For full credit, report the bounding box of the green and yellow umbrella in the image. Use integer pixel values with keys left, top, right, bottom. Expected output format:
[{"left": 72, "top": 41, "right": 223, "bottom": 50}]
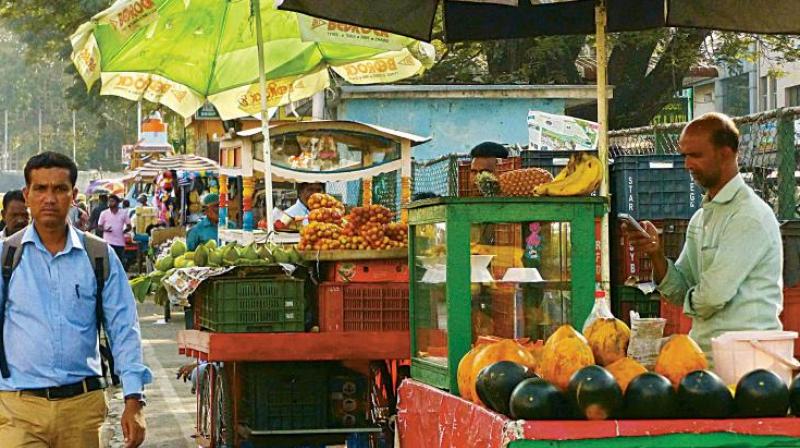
[
  {"left": 70, "top": 0, "right": 435, "bottom": 119},
  {"left": 71, "top": 0, "right": 434, "bottom": 233}
]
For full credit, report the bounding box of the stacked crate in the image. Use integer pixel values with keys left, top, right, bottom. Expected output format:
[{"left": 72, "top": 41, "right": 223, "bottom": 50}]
[{"left": 610, "top": 154, "right": 700, "bottom": 327}]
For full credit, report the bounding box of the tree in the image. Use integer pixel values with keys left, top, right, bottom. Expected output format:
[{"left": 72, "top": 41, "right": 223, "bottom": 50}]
[{"left": 416, "top": 15, "right": 800, "bottom": 128}]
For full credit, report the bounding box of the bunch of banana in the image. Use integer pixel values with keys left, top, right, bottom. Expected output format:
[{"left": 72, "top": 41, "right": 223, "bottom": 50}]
[{"left": 533, "top": 152, "right": 603, "bottom": 196}]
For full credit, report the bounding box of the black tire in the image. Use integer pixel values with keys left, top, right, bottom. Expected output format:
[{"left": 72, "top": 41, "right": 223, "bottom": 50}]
[{"left": 213, "top": 364, "right": 234, "bottom": 448}]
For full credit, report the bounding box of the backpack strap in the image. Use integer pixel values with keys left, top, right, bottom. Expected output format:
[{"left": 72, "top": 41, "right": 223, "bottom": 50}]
[
  {"left": 0, "top": 229, "right": 28, "bottom": 379},
  {"left": 82, "top": 231, "right": 115, "bottom": 384}
]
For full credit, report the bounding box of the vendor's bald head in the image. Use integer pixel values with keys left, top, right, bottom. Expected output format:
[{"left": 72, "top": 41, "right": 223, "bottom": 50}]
[
  {"left": 470, "top": 142, "right": 509, "bottom": 174},
  {"left": 297, "top": 182, "right": 324, "bottom": 206},
  {"left": 679, "top": 112, "right": 740, "bottom": 193}
]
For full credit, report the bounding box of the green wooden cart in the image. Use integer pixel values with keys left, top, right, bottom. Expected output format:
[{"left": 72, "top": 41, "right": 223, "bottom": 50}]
[{"left": 407, "top": 196, "right": 607, "bottom": 394}]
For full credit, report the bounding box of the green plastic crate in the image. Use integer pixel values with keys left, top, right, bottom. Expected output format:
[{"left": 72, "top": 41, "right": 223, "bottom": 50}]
[
  {"left": 198, "top": 276, "right": 305, "bottom": 333},
  {"left": 241, "top": 362, "right": 329, "bottom": 431},
  {"left": 612, "top": 286, "right": 661, "bottom": 326}
]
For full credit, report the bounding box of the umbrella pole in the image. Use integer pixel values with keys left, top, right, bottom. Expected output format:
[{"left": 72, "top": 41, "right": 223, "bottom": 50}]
[
  {"left": 595, "top": 0, "right": 611, "bottom": 296},
  {"left": 254, "top": 0, "right": 275, "bottom": 235}
]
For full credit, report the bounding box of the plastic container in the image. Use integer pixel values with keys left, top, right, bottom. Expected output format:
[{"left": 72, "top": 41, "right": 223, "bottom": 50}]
[
  {"left": 660, "top": 300, "right": 692, "bottom": 336},
  {"left": 711, "top": 330, "right": 800, "bottom": 386},
  {"left": 241, "top": 362, "right": 329, "bottom": 431},
  {"left": 612, "top": 286, "right": 660, "bottom": 326},
  {"left": 326, "top": 259, "right": 409, "bottom": 283},
  {"left": 198, "top": 276, "right": 305, "bottom": 333},
  {"left": 319, "top": 282, "right": 409, "bottom": 332},
  {"left": 611, "top": 154, "right": 702, "bottom": 219},
  {"left": 780, "top": 286, "right": 800, "bottom": 357}
]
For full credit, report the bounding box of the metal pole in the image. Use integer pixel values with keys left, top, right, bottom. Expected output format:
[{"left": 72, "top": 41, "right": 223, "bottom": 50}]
[
  {"left": 254, "top": 0, "right": 275, "bottom": 234},
  {"left": 38, "top": 109, "right": 42, "bottom": 154},
  {"left": 72, "top": 110, "right": 77, "bottom": 161},
  {"left": 3, "top": 110, "right": 7, "bottom": 171},
  {"left": 137, "top": 101, "right": 143, "bottom": 141},
  {"left": 595, "top": 0, "right": 611, "bottom": 296}
]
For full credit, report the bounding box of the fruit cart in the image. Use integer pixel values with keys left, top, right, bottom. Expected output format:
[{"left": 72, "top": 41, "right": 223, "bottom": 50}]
[
  {"left": 407, "top": 196, "right": 606, "bottom": 393},
  {"left": 396, "top": 379, "right": 800, "bottom": 448},
  {"left": 174, "top": 121, "right": 429, "bottom": 447}
]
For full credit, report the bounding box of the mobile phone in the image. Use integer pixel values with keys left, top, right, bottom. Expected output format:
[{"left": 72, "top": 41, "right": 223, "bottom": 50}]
[{"left": 617, "top": 213, "right": 649, "bottom": 236}]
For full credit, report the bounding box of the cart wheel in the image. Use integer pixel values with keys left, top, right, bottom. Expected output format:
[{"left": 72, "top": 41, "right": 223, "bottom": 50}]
[
  {"left": 368, "top": 361, "right": 399, "bottom": 448},
  {"left": 213, "top": 365, "right": 233, "bottom": 448},
  {"left": 197, "top": 363, "right": 214, "bottom": 444}
]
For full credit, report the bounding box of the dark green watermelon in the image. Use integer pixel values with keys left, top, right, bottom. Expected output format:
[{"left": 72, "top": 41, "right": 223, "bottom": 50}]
[
  {"left": 475, "top": 361, "right": 532, "bottom": 416},
  {"left": 624, "top": 372, "right": 678, "bottom": 419},
  {"left": 678, "top": 370, "right": 734, "bottom": 419},
  {"left": 735, "top": 369, "right": 789, "bottom": 418},
  {"left": 790, "top": 374, "right": 800, "bottom": 417},
  {"left": 509, "top": 377, "right": 566, "bottom": 420},
  {"left": 567, "top": 365, "right": 622, "bottom": 420}
]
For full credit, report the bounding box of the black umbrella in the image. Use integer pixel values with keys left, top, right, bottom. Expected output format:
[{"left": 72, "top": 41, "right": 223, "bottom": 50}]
[
  {"left": 278, "top": 0, "right": 800, "bottom": 288},
  {"left": 278, "top": 1, "right": 800, "bottom": 42}
]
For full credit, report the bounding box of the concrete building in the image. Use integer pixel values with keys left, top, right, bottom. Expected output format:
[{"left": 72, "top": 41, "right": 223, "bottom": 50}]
[{"left": 334, "top": 84, "right": 610, "bottom": 160}]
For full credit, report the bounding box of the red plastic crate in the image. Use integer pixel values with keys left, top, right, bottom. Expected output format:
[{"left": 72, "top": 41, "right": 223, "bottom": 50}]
[
  {"left": 661, "top": 299, "right": 692, "bottom": 336},
  {"left": 610, "top": 220, "right": 665, "bottom": 284},
  {"left": 457, "top": 157, "right": 522, "bottom": 197},
  {"left": 325, "top": 259, "right": 409, "bottom": 283},
  {"left": 319, "top": 282, "right": 409, "bottom": 332},
  {"left": 780, "top": 286, "right": 800, "bottom": 358}
]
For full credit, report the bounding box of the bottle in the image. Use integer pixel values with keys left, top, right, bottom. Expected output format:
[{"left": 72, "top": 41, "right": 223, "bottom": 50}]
[{"left": 582, "top": 287, "right": 613, "bottom": 332}]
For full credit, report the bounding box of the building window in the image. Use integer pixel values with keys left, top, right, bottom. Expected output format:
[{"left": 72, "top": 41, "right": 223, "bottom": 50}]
[
  {"left": 770, "top": 76, "right": 778, "bottom": 109},
  {"left": 721, "top": 73, "right": 750, "bottom": 117},
  {"left": 760, "top": 76, "right": 769, "bottom": 111},
  {"left": 787, "top": 85, "right": 800, "bottom": 107}
]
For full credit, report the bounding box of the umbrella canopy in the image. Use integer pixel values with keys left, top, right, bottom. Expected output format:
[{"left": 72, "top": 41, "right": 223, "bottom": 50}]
[
  {"left": 70, "top": 0, "right": 436, "bottom": 119},
  {"left": 278, "top": 0, "right": 800, "bottom": 42},
  {"left": 127, "top": 154, "right": 220, "bottom": 181},
  {"left": 86, "top": 179, "right": 125, "bottom": 196}
]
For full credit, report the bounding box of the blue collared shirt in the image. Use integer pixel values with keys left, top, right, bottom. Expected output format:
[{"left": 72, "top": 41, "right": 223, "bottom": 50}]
[{"left": 0, "top": 225, "right": 152, "bottom": 396}]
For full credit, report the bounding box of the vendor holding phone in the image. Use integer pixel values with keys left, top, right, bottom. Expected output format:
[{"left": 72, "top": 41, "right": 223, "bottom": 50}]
[{"left": 624, "top": 112, "right": 782, "bottom": 353}]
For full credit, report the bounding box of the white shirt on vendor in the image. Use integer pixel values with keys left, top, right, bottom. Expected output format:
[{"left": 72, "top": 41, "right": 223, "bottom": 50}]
[{"left": 272, "top": 199, "right": 310, "bottom": 227}]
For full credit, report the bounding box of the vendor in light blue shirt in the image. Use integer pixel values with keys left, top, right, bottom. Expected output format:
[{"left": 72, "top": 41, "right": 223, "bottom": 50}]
[
  {"left": 186, "top": 193, "right": 219, "bottom": 251},
  {"left": 273, "top": 182, "right": 324, "bottom": 229},
  {"left": 624, "top": 113, "right": 782, "bottom": 353},
  {"left": 0, "top": 151, "right": 150, "bottom": 447}
]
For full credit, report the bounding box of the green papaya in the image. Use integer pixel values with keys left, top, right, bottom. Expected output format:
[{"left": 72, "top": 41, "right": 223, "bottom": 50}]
[
  {"left": 273, "top": 248, "right": 290, "bottom": 264},
  {"left": 194, "top": 245, "right": 209, "bottom": 267},
  {"left": 155, "top": 255, "right": 174, "bottom": 272},
  {"left": 209, "top": 249, "right": 223, "bottom": 266},
  {"left": 256, "top": 245, "right": 274, "bottom": 263},
  {"left": 288, "top": 246, "right": 302, "bottom": 264},
  {"left": 170, "top": 240, "right": 187, "bottom": 258},
  {"left": 173, "top": 255, "right": 187, "bottom": 269},
  {"left": 204, "top": 239, "right": 218, "bottom": 250}
]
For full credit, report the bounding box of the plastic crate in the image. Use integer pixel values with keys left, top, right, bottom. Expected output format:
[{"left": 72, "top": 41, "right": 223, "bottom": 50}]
[
  {"left": 241, "top": 362, "right": 329, "bottom": 431},
  {"left": 198, "top": 276, "right": 305, "bottom": 333},
  {"left": 781, "top": 286, "right": 800, "bottom": 358},
  {"left": 661, "top": 219, "right": 690, "bottom": 260},
  {"left": 612, "top": 286, "right": 661, "bottom": 326},
  {"left": 319, "top": 282, "right": 409, "bottom": 332},
  {"left": 326, "top": 259, "right": 408, "bottom": 283},
  {"left": 661, "top": 299, "right": 692, "bottom": 336},
  {"left": 611, "top": 154, "right": 702, "bottom": 220},
  {"left": 457, "top": 157, "right": 522, "bottom": 197},
  {"left": 782, "top": 221, "right": 800, "bottom": 289},
  {"left": 610, "top": 220, "right": 662, "bottom": 284},
  {"left": 520, "top": 150, "right": 599, "bottom": 177}
]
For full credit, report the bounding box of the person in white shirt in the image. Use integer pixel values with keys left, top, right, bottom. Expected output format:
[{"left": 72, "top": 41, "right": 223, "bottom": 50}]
[{"left": 272, "top": 182, "right": 324, "bottom": 229}]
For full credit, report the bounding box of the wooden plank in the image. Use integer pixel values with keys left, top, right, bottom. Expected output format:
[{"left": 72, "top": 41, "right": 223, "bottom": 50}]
[
  {"left": 300, "top": 248, "right": 407, "bottom": 261},
  {"left": 179, "top": 330, "right": 410, "bottom": 361}
]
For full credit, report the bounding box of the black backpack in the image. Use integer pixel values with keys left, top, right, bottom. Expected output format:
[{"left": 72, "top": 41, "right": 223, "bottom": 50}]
[{"left": 0, "top": 228, "right": 119, "bottom": 385}]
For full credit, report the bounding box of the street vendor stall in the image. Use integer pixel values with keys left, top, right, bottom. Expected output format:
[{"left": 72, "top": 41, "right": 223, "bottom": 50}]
[{"left": 216, "top": 119, "right": 429, "bottom": 244}]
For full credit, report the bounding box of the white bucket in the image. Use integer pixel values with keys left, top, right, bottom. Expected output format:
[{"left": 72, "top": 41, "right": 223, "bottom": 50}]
[{"left": 711, "top": 330, "right": 800, "bottom": 386}]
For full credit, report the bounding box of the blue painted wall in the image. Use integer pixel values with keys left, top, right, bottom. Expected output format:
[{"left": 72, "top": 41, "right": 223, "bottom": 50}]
[{"left": 338, "top": 97, "right": 566, "bottom": 160}]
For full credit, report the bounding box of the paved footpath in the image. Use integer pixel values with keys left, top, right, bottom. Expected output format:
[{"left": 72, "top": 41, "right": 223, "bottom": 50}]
[{"left": 102, "top": 303, "right": 197, "bottom": 448}]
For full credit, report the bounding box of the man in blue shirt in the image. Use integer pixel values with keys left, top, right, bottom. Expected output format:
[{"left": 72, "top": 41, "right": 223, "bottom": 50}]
[
  {"left": 186, "top": 193, "right": 219, "bottom": 251},
  {"left": 0, "top": 152, "right": 151, "bottom": 447}
]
